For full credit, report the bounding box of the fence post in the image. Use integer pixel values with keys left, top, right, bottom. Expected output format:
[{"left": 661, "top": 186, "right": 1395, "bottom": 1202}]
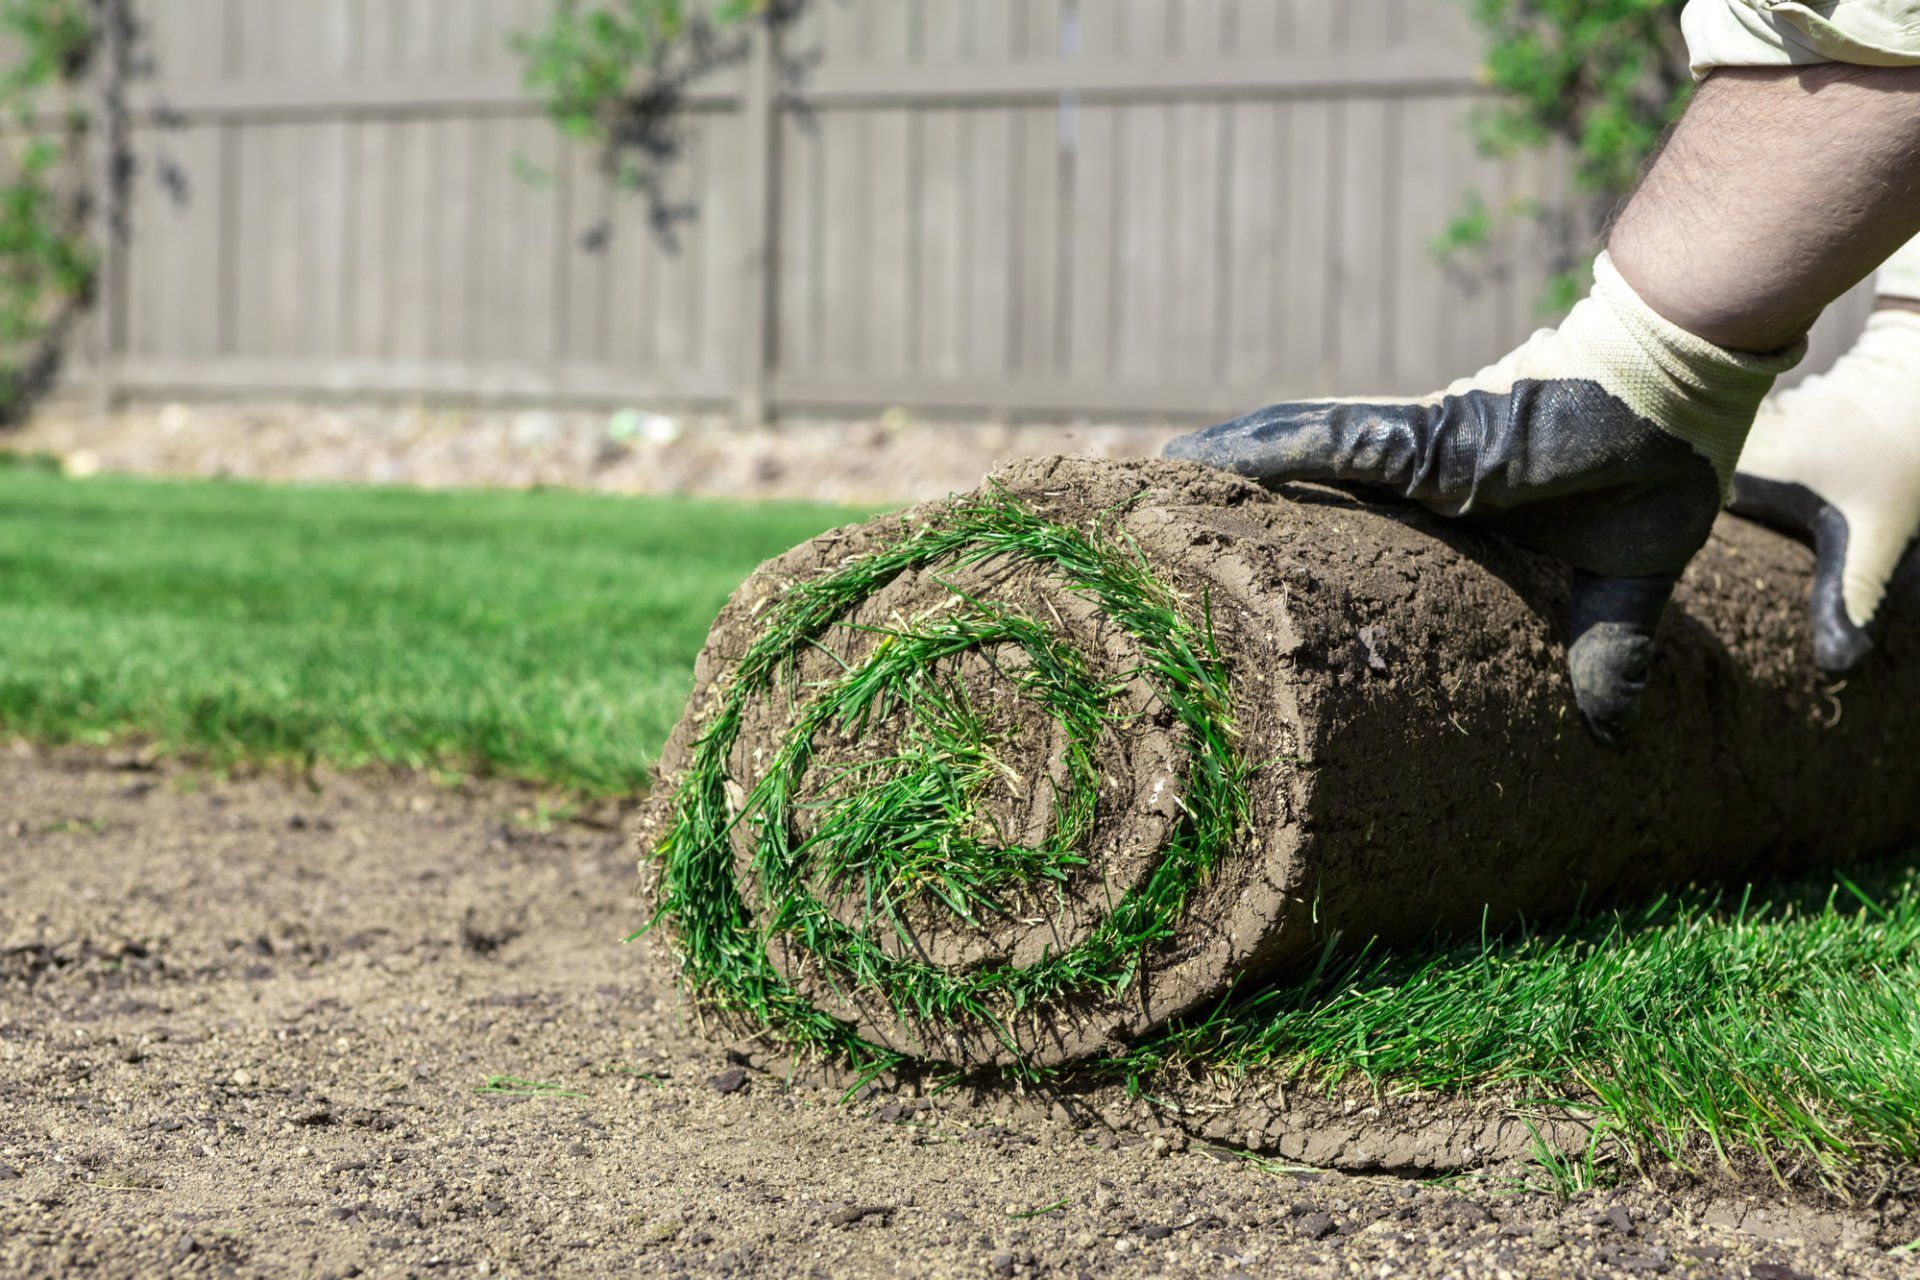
[
  {"left": 92, "top": 0, "right": 126, "bottom": 419},
  {"left": 736, "top": 16, "right": 780, "bottom": 427}
]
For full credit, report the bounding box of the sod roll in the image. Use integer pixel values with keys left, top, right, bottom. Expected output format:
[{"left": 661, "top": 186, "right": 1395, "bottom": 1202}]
[{"left": 635, "top": 456, "right": 1920, "bottom": 1070}]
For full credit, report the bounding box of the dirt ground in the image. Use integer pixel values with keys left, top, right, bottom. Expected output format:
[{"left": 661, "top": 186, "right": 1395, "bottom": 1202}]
[
  {"left": 13, "top": 399, "right": 1180, "bottom": 507},
  {"left": 3, "top": 747, "right": 1916, "bottom": 1280}
]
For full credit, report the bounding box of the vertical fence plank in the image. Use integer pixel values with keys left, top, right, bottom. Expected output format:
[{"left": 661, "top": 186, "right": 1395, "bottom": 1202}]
[
  {"left": 1176, "top": 0, "right": 1231, "bottom": 384},
  {"left": 606, "top": 160, "right": 658, "bottom": 374},
  {"left": 1438, "top": 97, "right": 1510, "bottom": 380},
  {"left": 1223, "top": 100, "right": 1281, "bottom": 391},
  {"left": 1330, "top": 101, "right": 1391, "bottom": 393},
  {"left": 963, "top": 3, "right": 1015, "bottom": 384},
  {"left": 857, "top": 0, "right": 911, "bottom": 381},
  {"left": 515, "top": 116, "right": 562, "bottom": 369},
  {"left": 226, "top": 124, "right": 264, "bottom": 357},
  {"left": 1286, "top": 0, "right": 1337, "bottom": 52},
  {"left": 732, "top": 20, "right": 778, "bottom": 417},
  {"left": 1014, "top": 103, "right": 1061, "bottom": 381},
  {"left": 1178, "top": 0, "right": 1231, "bottom": 56},
  {"left": 560, "top": 143, "right": 607, "bottom": 369},
  {"left": 819, "top": 111, "right": 868, "bottom": 373},
  {"left": 306, "top": 0, "right": 356, "bottom": 359},
  {"left": 775, "top": 110, "right": 819, "bottom": 377},
  {"left": 1275, "top": 98, "right": 1335, "bottom": 394},
  {"left": 1016, "top": 0, "right": 1063, "bottom": 60},
  {"left": 165, "top": 129, "right": 225, "bottom": 360},
  {"left": 1236, "top": 0, "right": 1281, "bottom": 53},
  {"left": 1167, "top": 99, "right": 1223, "bottom": 386},
  {"left": 914, "top": 112, "right": 962, "bottom": 379},
  {"left": 910, "top": 2, "right": 964, "bottom": 381},
  {"left": 1390, "top": 95, "right": 1452, "bottom": 393},
  {"left": 344, "top": 104, "right": 389, "bottom": 359},
  {"left": 650, "top": 121, "right": 704, "bottom": 376},
  {"left": 1113, "top": 104, "right": 1167, "bottom": 384},
  {"left": 1065, "top": 103, "right": 1117, "bottom": 385},
  {"left": 468, "top": 112, "right": 506, "bottom": 365}
]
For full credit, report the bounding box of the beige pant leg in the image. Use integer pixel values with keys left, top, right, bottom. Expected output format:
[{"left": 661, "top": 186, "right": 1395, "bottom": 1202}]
[{"left": 1683, "top": 0, "right": 1920, "bottom": 75}]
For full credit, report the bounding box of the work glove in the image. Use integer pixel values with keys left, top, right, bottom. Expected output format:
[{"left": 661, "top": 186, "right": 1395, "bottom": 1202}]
[
  {"left": 1730, "top": 308, "right": 1920, "bottom": 672},
  {"left": 1164, "top": 252, "right": 1802, "bottom": 744}
]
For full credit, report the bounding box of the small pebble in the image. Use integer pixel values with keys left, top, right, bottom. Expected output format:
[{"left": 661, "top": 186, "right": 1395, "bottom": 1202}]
[{"left": 1296, "top": 1212, "right": 1337, "bottom": 1241}]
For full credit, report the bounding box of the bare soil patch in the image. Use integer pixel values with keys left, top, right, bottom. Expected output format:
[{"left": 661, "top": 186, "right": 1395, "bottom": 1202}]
[
  {"left": 2, "top": 748, "right": 1912, "bottom": 1278},
  {"left": 13, "top": 399, "right": 1179, "bottom": 506}
]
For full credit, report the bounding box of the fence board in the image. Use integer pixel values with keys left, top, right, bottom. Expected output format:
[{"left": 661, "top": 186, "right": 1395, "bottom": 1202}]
[
  {"left": 1333, "top": 100, "right": 1391, "bottom": 389},
  {"left": 122, "top": 123, "right": 162, "bottom": 360},
  {"left": 1278, "top": 99, "right": 1336, "bottom": 393},
  {"left": 819, "top": 110, "right": 868, "bottom": 372},
  {"left": 389, "top": 117, "right": 438, "bottom": 361},
  {"left": 1064, "top": 102, "right": 1117, "bottom": 385},
  {"left": 1237, "top": 0, "right": 1281, "bottom": 52},
  {"left": 1222, "top": 100, "right": 1280, "bottom": 390},
  {"left": 965, "top": 107, "right": 1015, "bottom": 379},
  {"left": 774, "top": 111, "right": 819, "bottom": 374},
  {"left": 1013, "top": 105, "right": 1062, "bottom": 381},
  {"left": 866, "top": 110, "right": 912, "bottom": 376},
  {"left": 604, "top": 154, "right": 658, "bottom": 372},
  {"left": 650, "top": 120, "right": 704, "bottom": 374},
  {"left": 1390, "top": 95, "right": 1453, "bottom": 392},
  {"left": 1169, "top": 100, "right": 1224, "bottom": 381},
  {"left": 343, "top": 119, "right": 386, "bottom": 357},
  {"left": 1437, "top": 99, "right": 1514, "bottom": 379},
  {"left": 560, "top": 144, "right": 606, "bottom": 364}
]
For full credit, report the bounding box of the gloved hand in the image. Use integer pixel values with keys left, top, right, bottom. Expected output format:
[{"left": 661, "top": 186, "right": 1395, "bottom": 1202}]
[
  {"left": 1730, "top": 307, "right": 1920, "bottom": 672},
  {"left": 1164, "top": 252, "right": 1802, "bottom": 744}
]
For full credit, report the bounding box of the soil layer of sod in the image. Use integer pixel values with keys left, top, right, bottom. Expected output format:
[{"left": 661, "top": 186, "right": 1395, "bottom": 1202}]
[{"left": 637, "top": 457, "right": 1920, "bottom": 1133}]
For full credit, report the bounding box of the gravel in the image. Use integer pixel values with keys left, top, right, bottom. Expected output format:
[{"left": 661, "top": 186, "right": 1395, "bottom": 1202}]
[{"left": 12, "top": 398, "right": 1181, "bottom": 506}]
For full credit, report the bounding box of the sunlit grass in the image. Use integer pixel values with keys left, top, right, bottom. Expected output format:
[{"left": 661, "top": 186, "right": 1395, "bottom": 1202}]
[
  {"left": 0, "top": 456, "right": 868, "bottom": 793},
  {"left": 1123, "top": 862, "right": 1920, "bottom": 1186}
]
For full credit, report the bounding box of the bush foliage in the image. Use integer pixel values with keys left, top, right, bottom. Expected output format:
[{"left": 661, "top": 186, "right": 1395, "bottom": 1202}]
[
  {"left": 516, "top": 0, "right": 778, "bottom": 200},
  {"left": 517, "top": 0, "right": 766, "bottom": 142},
  {"left": 1440, "top": 0, "right": 1692, "bottom": 310},
  {"left": 0, "top": 0, "right": 96, "bottom": 419}
]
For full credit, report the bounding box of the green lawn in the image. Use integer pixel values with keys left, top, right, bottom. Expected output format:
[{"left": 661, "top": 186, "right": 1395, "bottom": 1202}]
[
  {"left": 0, "top": 456, "right": 868, "bottom": 792},
  {"left": 1125, "top": 866, "right": 1920, "bottom": 1191}
]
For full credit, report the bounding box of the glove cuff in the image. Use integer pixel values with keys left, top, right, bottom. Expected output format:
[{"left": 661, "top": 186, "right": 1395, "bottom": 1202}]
[{"left": 1583, "top": 251, "right": 1806, "bottom": 492}]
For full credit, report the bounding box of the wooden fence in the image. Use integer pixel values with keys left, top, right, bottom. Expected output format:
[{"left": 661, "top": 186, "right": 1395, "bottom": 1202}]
[{"left": 101, "top": 0, "right": 1871, "bottom": 422}]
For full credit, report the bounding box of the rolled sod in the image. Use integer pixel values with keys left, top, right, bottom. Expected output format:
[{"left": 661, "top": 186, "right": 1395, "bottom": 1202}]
[{"left": 634, "top": 456, "right": 1920, "bottom": 1070}]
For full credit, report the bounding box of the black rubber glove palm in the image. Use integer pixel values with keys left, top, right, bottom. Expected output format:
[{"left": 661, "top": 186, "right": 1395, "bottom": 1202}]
[{"left": 1164, "top": 255, "right": 1799, "bottom": 743}]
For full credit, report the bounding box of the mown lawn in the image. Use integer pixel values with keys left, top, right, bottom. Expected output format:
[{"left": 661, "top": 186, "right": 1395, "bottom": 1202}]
[
  {"left": 0, "top": 456, "right": 869, "bottom": 793},
  {"left": 1126, "top": 865, "right": 1920, "bottom": 1192}
]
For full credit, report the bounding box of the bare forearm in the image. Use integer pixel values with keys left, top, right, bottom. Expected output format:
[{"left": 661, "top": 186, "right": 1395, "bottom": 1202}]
[{"left": 1611, "top": 64, "right": 1920, "bottom": 353}]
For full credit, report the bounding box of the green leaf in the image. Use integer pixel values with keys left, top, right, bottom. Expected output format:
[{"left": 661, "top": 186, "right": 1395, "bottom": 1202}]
[{"left": 1449, "top": 0, "right": 1690, "bottom": 310}]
